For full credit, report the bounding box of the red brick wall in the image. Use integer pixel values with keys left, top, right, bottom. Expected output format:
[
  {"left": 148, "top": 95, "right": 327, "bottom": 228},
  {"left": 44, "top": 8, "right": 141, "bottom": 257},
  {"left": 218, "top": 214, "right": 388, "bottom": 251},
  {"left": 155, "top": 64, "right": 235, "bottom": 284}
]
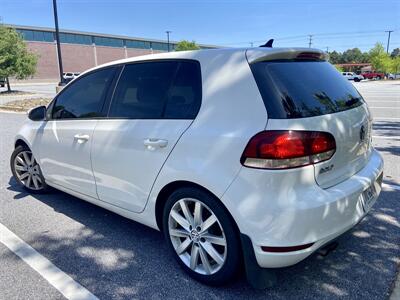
[
  {"left": 95, "top": 46, "right": 125, "bottom": 65},
  {"left": 126, "top": 48, "right": 153, "bottom": 57},
  {"left": 61, "top": 44, "right": 96, "bottom": 73},
  {"left": 25, "top": 42, "right": 165, "bottom": 80},
  {"left": 27, "top": 42, "right": 58, "bottom": 80}
]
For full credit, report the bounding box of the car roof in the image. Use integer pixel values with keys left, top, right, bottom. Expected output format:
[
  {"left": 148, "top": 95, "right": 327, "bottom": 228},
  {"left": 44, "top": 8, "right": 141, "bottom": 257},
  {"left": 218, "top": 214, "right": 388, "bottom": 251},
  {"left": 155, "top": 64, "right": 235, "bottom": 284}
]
[{"left": 79, "top": 47, "right": 326, "bottom": 77}]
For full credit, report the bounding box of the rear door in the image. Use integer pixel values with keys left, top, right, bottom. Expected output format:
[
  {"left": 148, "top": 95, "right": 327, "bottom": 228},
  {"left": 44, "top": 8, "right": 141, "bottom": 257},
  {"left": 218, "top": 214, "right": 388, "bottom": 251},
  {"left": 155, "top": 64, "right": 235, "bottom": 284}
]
[
  {"left": 91, "top": 60, "right": 202, "bottom": 212},
  {"left": 250, "top": 59, "right": 372, "bottom": 188}
]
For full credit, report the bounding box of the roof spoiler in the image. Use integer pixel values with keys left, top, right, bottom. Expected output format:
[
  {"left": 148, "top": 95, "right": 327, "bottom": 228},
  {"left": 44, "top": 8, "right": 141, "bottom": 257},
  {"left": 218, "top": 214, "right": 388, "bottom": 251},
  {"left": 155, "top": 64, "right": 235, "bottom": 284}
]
[
  {"left": 259, "top": 39, "right": 274, "bottom": 48},
  {"left": 246, "top": 48, "right": 327, "bottom": 64}
]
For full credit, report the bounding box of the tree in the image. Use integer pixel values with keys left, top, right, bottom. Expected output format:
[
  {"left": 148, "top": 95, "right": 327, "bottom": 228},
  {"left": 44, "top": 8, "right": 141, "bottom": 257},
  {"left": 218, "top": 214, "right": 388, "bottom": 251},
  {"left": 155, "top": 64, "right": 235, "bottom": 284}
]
[
  {"left": 334, "top": 65, "right": 344, "bottom": 72},
  {"left": 341, "top": 48, "right": 367, "bottom": 63},
  {"left": 390, "top": 56, "right": 400, "bottom": 73},
  {"left": 369, "top": 43, "right": 392, "bottom": 73},
  {"left": 328, "top": 50, "right": 341, "bottom": 64},
  {"left": 0, "top": 25, "right": 38, "bottom": 92},
  {"left": 391, "top": 48, "right": 400, "bottom": 58},
  {"left": 174, "top": 40, "right": 200, "bottom": 51}
]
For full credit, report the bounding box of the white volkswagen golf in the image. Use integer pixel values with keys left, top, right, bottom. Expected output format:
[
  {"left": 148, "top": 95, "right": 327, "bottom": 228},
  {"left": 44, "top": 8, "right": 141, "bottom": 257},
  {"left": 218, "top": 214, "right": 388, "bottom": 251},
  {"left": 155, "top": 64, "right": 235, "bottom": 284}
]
[{"left": 11, "top": 47, "right": 383, "bottom": 287}]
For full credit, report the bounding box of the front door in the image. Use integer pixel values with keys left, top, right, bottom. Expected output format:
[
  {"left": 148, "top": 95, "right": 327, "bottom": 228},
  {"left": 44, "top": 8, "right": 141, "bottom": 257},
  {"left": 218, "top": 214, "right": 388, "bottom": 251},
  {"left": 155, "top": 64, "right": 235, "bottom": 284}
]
[{"left": 37, "top": 67, "right": 116, "bottom": 198}]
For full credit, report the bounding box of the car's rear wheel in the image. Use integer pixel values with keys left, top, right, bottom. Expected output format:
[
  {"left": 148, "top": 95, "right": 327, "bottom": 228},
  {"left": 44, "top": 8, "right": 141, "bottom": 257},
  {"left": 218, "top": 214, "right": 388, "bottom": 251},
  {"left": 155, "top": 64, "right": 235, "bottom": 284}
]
[
  {"left": 10, "top": 145, "right": 48, "bottom": 193},
  {"left": 163, "top": 187, "right": 241, "bottom": 285}
]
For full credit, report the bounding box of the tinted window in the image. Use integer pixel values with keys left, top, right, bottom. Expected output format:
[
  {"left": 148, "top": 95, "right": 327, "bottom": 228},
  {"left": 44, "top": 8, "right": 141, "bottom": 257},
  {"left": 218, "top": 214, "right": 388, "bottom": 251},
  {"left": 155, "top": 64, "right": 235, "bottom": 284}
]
[
  {"left": 109, "top": 61, "right": 201, "bottom": 119},
  {"left": 126, "top": 40, "right": 151, "bottom": 49},
  {"left": 151, "top": 42, "right": 169, "bottom": 51},
  {"left": 53, "top": 68, "right": 115, "bottom": 119},
  {"left": 164, "top": 62, "right": 202, "bottom": 119},
  {"left": 251, "top": 61, "right": 364, "bottom": 119},
  {"left": 94, "top": 36, "right": 124, "bottom": 47}
]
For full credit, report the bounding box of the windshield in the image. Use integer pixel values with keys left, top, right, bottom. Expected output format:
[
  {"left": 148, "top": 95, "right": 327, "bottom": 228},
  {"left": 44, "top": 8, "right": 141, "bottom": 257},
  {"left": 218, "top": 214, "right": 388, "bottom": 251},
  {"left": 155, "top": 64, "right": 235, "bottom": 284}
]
[{"left": 250, "top": 61, "right": 365, "bottom": 119}]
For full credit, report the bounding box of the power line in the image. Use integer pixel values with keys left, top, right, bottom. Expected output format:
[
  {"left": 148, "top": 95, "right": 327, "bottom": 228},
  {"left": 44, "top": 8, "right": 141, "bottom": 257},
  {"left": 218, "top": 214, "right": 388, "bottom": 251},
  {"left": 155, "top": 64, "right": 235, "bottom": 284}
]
[
  {"left": 218, "top": 28, "right": 399, "bottom": 46},
  {"left": 308, "top": 35, "right": 313, "bottom": 48}
]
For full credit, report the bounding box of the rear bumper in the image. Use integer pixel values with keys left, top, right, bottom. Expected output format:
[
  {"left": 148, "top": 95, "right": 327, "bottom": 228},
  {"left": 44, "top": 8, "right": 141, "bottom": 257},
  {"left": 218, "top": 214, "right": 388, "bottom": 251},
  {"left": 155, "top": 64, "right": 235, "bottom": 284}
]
[{"left": 222, "top": 149, "right": 383, "bottom": 268}]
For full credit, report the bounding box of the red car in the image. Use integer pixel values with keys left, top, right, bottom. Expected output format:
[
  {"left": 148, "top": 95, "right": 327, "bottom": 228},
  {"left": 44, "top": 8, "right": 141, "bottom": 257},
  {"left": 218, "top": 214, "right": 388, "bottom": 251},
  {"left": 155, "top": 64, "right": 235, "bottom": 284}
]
[{"left": 361, "top": 71, "right": 385, "bottom": 80}]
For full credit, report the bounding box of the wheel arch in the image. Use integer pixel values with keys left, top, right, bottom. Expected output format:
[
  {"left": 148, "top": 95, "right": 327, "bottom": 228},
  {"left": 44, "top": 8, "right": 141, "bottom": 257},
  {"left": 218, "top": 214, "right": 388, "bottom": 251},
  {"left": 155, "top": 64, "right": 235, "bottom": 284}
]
[
  {"left": 155, "top": 180, "right": 241, "bottom": 237},
  {"left": 15, "top": 138, "right": 30, "bottom": 149}
]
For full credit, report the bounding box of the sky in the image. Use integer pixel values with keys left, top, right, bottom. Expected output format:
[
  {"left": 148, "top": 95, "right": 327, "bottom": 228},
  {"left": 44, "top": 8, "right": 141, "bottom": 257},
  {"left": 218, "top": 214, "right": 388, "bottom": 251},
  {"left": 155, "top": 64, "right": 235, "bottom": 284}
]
[{"left": 1, "top": 0, "right": 399, "bottom": 52}]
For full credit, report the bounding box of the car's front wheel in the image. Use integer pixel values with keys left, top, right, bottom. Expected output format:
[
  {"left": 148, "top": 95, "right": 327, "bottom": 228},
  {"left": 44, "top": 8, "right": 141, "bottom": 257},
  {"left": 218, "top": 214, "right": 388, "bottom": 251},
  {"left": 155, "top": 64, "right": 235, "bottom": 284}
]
[
  {"left": 163, "top": 187, "right": 241, "bottom": 285},
  {"left": 10, "top": 145, "right": 48, "bottom": 193}
]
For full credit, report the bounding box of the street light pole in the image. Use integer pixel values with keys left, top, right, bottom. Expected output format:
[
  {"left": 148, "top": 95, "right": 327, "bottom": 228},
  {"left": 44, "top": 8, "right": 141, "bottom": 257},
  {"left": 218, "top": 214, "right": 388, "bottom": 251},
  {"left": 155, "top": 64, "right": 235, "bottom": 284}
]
[
  {"left": 385, "top": 30, "right": 394, "bottom": 54},
  {"left": 53, "top": 0, "right": 64, "bottom": 85},
  {"left": 166, "top": 30, "right": 171, "bottom": 52}
]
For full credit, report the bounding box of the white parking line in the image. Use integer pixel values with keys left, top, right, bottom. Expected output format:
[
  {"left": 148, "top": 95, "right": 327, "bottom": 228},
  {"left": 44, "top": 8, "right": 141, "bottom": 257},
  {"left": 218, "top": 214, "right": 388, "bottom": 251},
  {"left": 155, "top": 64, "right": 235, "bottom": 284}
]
[
  {"left": 373, "top": 117, "right": 400, "bottom": 121},
  {"left": 367, "top": 102, "right": 400, "bottom": 104},
  {"left": 372, "top": 136, "right": 400, "bottom": 140},
  {"left": 0, "top": 223, "right": 98, "bottom": 300},
  {"left": 383, "top": 183, "right": 400, "bottom": 192},
  {"left": 369, "top": 107, "right": 400, "bottom": 109}
]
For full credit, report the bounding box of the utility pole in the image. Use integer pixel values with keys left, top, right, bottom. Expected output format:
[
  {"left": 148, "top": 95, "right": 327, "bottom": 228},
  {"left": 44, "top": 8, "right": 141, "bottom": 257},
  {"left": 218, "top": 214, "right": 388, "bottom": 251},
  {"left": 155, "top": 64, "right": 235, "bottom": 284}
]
[
  {"left": 53, "top": 0, "right": 64, "bottom": 85},
  {"left": 308, "top": 35, "right": 313, "bottom": 48},
  {"left": 250, "top": 42, "right": 254, "bottom": 47},
  {"left": 166, "top": 30, "right": 171, "bottom": 52},
  {"left": 326, "top": 46, "right": 329, "bottom": 53},
  {"left": 385, "top": 30, "right": 394, "bottom": 54}
]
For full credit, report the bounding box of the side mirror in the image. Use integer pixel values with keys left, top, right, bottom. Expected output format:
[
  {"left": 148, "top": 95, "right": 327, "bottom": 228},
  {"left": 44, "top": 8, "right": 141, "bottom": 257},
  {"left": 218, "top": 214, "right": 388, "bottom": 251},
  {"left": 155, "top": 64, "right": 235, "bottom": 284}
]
[{"left": 28, "top": 106, "right": 46, "bottom": 121}]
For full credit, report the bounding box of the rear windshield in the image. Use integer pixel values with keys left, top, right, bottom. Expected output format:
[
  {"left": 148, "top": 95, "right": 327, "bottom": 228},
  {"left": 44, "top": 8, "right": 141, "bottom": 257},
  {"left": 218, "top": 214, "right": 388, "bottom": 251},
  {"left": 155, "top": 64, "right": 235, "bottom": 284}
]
[{"left": 250, "top": 61, "right": 365, "bottom": 119}]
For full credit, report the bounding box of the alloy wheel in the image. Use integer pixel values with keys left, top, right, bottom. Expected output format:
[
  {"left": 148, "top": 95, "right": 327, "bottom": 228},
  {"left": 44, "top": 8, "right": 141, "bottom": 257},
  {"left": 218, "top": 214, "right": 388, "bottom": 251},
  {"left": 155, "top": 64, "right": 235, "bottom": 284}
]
[
  {"left": 14, "top": 150, "right": 44, "bottom": 191},
  {"left": 168, "top": 198, "right": 227, "bottom": 275}
]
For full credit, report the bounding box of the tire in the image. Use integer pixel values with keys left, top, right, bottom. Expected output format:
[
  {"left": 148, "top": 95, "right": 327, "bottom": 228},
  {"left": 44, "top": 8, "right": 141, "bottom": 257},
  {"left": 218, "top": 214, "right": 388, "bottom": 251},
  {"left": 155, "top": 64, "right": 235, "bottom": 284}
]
[
  {"left": 354, "top": 78, "right": 360, "bottom": 82},
  {"left": 377, "top": 76, "right": 381, "bottom": 80},
  {"left": 163, "top": 187, "right": 241, "bottom": 285},
  {"left": 10, "top": 145, "right": 48, "bottom": 193}
]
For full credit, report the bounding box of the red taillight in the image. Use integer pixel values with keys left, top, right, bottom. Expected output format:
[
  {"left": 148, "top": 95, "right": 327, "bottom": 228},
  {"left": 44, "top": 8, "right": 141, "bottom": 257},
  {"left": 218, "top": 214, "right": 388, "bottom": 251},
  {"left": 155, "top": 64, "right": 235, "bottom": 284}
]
[{"left": 241, "top": 130, "right": 336, "bottom": 169}]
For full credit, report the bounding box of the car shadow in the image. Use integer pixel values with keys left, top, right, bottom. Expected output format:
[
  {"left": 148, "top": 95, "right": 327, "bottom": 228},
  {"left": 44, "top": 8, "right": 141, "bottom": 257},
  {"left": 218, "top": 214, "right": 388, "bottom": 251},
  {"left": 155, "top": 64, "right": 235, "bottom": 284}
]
[{"left": 4, "top": 177, "right": 400, "bottom": 299}]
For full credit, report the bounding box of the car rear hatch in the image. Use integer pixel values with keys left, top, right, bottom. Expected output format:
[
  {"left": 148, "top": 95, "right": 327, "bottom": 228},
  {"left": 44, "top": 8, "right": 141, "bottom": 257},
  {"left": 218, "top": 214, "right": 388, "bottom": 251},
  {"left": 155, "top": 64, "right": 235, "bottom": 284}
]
[{"left": 246, "top": 48, "right": 373, "bottom": 188}]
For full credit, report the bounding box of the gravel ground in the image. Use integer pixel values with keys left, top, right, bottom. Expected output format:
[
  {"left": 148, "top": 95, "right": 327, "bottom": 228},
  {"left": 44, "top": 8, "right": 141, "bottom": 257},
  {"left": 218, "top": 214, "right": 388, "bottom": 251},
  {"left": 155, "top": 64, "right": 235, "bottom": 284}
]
[{"left": 0, "top": 80, "right": 398, "bottom": 299}]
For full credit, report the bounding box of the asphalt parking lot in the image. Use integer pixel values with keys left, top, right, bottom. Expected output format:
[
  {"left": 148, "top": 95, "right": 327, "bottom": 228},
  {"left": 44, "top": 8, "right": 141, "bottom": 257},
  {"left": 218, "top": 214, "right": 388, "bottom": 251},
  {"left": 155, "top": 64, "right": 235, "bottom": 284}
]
[{"left": 0, "top": 80, "right": 399, "bottom": 299}]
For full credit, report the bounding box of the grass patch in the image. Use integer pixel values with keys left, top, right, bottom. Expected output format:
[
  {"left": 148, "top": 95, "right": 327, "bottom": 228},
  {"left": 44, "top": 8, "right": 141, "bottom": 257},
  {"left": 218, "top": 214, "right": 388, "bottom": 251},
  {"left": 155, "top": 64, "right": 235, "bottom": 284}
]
[
  {"left": 0, "top": 98, "right": 52, "bottom": 112},
  {"left": 0, "top": 90, "right": 34, "bottom": 96}
]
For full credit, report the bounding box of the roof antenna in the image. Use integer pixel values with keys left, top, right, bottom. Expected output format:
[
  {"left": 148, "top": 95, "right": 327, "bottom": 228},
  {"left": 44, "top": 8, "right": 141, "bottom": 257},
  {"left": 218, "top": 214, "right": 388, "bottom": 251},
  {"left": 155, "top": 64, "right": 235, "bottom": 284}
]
[{"left": 260, "top": 39, "right": 274, "bottom": 48}]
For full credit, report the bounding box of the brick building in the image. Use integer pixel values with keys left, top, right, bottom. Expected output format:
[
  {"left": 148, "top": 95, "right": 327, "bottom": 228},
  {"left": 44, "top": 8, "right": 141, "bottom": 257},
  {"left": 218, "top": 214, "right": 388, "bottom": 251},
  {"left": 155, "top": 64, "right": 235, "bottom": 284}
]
[{"left": 7, "top": 24, "right": 216, "bottom": 81}]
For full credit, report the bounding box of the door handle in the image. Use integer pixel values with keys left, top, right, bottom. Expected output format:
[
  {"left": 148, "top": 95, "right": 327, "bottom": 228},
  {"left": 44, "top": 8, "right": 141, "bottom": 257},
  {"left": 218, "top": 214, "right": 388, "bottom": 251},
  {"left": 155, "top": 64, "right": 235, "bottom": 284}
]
[
  {"left": 74, "top": 134, "right": 90, "bottom": 143},
  {"left": 143, "top": 138, "right": 168, "bottom": 150}
]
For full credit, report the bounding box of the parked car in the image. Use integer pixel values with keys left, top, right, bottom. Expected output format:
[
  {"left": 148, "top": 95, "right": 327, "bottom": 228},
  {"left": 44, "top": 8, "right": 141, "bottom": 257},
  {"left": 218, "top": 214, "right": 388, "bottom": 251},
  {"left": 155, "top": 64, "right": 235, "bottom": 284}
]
[
  {"left": 10, "top": 48, "right": 383, "bottom": 287},
  {"left": 361, "top": 71, "right": 385, "bottom": 80},
  {"left": 62, "top": 72, "right": 80, "bottom": 83},
  {"left": 0, "top": 78, "right": 5, "bottom": 87},
  {"left": 62, "top": 72, "right": 75, "bottom": 82},
  {"left": 342, "top": 72, "right": 364, "bottom": 82},
  {"left": 388, "top": 73, "right": 400, "bottom": 80}
]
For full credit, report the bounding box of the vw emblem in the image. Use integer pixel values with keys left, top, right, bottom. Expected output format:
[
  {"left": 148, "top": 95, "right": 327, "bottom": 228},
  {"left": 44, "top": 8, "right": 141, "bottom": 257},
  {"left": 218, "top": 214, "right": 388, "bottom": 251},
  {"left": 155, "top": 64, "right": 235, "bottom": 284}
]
[{"left": 360, "top": 125, "right": 366, "bottom": 142}]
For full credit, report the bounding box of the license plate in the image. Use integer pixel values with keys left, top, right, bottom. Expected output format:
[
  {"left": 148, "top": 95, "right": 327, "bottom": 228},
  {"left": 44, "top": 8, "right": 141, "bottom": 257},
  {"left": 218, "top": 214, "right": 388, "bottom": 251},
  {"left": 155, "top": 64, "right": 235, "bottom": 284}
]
[{"left": 362, "top": 184, "right": 376, "bottom": 212}]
